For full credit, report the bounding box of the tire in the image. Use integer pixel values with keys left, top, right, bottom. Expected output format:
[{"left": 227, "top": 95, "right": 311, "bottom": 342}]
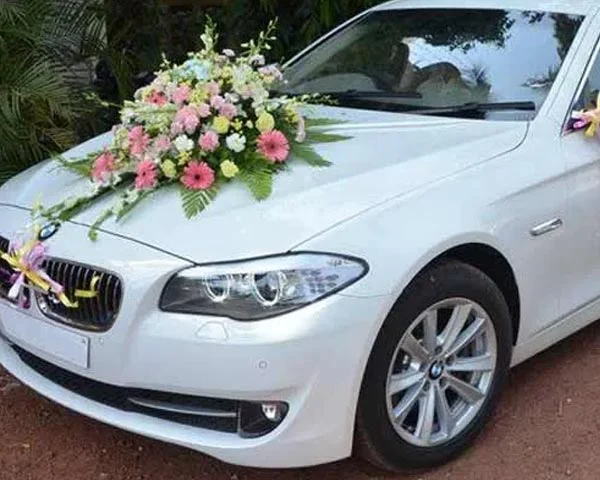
[{"left": 355, "top": 260, "right": 513, "bottom": 472}]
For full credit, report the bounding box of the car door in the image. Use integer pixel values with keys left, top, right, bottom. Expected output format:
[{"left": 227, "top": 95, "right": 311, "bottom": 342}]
[{"left": 560, "top": 30, "right": 600, "bottom": 319}]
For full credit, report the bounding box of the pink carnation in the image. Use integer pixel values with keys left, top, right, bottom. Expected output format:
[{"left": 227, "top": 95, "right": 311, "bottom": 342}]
[
  {"left": 199, "top": 131, "right": 219, "bottom": 152},
  {"left": 135, "top": 160, "right": 158, "bottom": 190},
  {"left": 92, "top": 151, "right": 116, "bottom": 183},
  {"left": 172, "top": 106, "right": 200, "bottom": 135},
  {"left": 197, "top": 103, "right": 211, "bottom": 118},
  {"left": 147, "top": 90, "right": 167, "bottom": 106},
  {"left": 172, "top": 85, "right": 191, "bottom": 105},
  {"left": 154, "top": 135, "right": 171, "bottom": 153},
  {"left": 257, "top": 130, "right": 290, "bottom": 163},
  {"left": 210, "top": 95, "right": 225, "bottom": 109},
  {"left": 181, "top": 161, "right": 215, "bottom": 190},
  {"left": 219, "top": 103, "right": 237, "bottom": 120},
  {"left": 128, "top": 126, "right": 151, "bottom": 158},
  {"left": 206, "top": 81, "right": 221, "bottom": 96}
]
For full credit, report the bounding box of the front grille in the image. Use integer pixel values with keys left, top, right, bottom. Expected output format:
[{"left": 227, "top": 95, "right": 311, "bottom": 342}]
[
  {"left": 36, "top": 258, "right": 123, "bottom": 332},
  {"left": 12, "top": 345, "right": 240, "bottom": 433}
]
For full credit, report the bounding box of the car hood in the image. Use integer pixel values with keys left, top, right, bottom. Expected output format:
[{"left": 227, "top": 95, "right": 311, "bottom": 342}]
[{"left": 0, "top": 106, "right": 527, "bottom": 263}]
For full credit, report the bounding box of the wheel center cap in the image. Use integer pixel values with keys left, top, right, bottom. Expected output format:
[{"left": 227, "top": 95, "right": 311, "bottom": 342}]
[{"left": 429, "top": 361, "right": 444, "bottom": 380}]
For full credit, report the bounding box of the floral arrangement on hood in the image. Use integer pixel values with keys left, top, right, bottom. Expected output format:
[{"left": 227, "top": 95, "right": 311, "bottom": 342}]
[{"left": 40, "top": 20, "right": 346, "bottom": 240}]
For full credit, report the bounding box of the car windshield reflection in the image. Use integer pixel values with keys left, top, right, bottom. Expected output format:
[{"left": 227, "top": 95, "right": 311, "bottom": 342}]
[{"left": 280, "top": 8, "right": 584, "bottom": 120}]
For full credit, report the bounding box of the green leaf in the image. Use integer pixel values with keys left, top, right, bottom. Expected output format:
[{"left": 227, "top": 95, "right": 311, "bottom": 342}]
[
  {"left": 180, "top": 185, "right": 219, "bottom": 219},
  {"left": 291, "top": 142, "right": 331, "bottom": 167},
  {"left": 55, "top": 154, "right": 94, "bottom": 177},
  {"left": 305, "top": 117, "right": 345, "bottom": 128},
  {"left": 240, "top": 168, "right": 273, "bottom": 201},
  {"left": 88, "top": 208, "right": 113, "bottom": 241},
  {"left": 305, "top": 131, "right": 351, "bottom": 144}
]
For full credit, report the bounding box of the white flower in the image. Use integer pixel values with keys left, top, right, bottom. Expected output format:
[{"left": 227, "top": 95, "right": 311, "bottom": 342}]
[
  {"left": 250, "top": 84, "right": 269, "bottom": 105},
  {"left": 223, "top": 49, "right": 235, "bottom": 57},
  {"left": 226, "top": 133, "right": 247, "bottom": 153},
  {"left": 232, "top": 65, "right": 253, "bottom": 86},
  {"left": 112, "top": 198, "right": 126, "bottom": 216},
  {"left": 224, "top": 92, "right": 240, "bottom": 104},
  {"left": 174, "top": 135, "right": 194, "bottom": 153},
  {"left": 120, "top": 107, "right": 135, "bottom": 124},
  {"left": 125, "top": 189, "right": 140, "bottom": 203},
  {"left": 250, "top": 54, "right": 266, "bottom": 66}
]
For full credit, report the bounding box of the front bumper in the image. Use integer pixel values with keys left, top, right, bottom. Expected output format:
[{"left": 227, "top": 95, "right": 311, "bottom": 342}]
[{"left": 0, "top": 290, "right": 389, "bottom": 468}]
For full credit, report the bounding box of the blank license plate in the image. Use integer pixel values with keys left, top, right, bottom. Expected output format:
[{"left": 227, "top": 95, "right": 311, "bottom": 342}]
[{"left": 4, "top": 315, "right": 89, "bottom": 369}]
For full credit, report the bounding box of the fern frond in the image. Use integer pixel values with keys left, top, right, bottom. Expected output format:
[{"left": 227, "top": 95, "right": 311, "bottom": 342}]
[
  {"left": 180, "top": 185, "right": 219, "bottom": 219},
  {"left": 240, "top": 168, "right": 274, "bottom": 200}
]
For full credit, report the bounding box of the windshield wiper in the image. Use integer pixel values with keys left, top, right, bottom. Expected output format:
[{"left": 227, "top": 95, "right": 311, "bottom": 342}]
[
  {"left": 273, "top": 89, "right": 422, "bottom": 99},
  {"left": 410, "top": 101, "right": 536, "bottom": 115}
]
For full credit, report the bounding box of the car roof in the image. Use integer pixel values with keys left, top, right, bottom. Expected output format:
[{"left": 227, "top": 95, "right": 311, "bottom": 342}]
[{"left": 373, "top": 0, "right": 597, "bottom": 16}]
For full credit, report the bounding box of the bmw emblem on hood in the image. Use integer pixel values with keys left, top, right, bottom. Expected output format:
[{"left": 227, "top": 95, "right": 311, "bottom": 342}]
[{"left": 38, "top": 222, "right": 60, "bottom": 241}]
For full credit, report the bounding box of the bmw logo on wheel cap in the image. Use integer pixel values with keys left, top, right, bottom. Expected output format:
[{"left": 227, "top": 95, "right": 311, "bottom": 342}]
[{"left": 38, "top": 222, "right": 60, "bottom": 241}]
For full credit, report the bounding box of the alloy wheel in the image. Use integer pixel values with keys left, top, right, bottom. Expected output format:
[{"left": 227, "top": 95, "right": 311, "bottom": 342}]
[{"left": 385, "top": 298, "right": 498, "bottom": 447}]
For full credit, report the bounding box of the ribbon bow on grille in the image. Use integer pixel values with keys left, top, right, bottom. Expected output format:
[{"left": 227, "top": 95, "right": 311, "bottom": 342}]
[{"left": 0, "top": 228, "right": 99, "bottom": 309}]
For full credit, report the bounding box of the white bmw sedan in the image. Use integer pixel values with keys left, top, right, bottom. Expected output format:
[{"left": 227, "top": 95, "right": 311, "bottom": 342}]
[{"left": 1, "top": 0, "right": 600, "bottom": 472}]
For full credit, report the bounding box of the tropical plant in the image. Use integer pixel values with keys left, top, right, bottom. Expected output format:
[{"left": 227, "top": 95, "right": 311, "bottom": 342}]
[{"left": 0, "top": 0, "right": 142, "bottom": 184}]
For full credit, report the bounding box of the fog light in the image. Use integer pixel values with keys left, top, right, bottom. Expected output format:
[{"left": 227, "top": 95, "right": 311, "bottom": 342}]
[
  {"left": 261, "top": 402, "right": 285, "bottom": 422},
  {"left": 238, "top": 401, "right": 289, "bottom": 438}
]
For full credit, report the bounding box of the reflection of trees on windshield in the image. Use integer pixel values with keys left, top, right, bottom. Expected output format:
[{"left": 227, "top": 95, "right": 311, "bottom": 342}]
[
  {"left": 410, "top": 10, "right": 515, "bottom": 52},
  {"left": 520, "top": 11, "right": 583, "bottom": 88},
  {"left": 283, "top": 8, "right": 584, "bottom": 117},
  {"left": 522, "top": 11, "right": 583, "bottom": 59},
  {"left": 300, "top": 10, "right": 516, "bottom": 91}
]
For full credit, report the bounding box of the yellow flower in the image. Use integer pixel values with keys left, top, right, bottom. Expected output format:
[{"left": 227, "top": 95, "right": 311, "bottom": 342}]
[
  {"left": 286, "top": 106, "right": 300, "bottom": 123},
  {"left": 190, "top": 87, "right": 208, "bottom": 104},
  {"left": 256, "top": 112, "right": 275, "bottom": 133},
  {"left": 220, "top": 67, "right": 233, "bottom": 79},
  {"left": 232, "top": 119, "right": 243, "bottom": 131},
  {"left": 177, "top": 151, "right": 192, "bottom": 166},
  {"left": 161, "top": 159, "right": 177, "bottom": 179},
  {"left": 213, "top": 115, "right": 230, "bottom": 134},
  {"left": 220, "top": 160, "right": 240, "bottom": 179}
]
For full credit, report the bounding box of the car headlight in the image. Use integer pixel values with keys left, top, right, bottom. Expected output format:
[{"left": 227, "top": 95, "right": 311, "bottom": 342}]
[{"left": 159, "top": 253, "right": 368, "bottom": 321}]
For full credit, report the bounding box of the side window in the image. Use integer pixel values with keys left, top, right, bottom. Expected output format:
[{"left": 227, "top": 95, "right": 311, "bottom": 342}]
[{"left": 575, "top": 50, "right": 600, "bottom": 110}]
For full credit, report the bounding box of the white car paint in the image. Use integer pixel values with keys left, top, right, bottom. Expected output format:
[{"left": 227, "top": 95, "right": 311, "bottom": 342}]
[{"left": 0, "top": 0, "right": 599, "bottom": 469}]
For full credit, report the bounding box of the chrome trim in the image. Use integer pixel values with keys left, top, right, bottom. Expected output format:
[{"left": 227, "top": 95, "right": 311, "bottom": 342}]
[
  {"left": 530, "top": 218, "right": 563, "bottom": 237},
  {"left": 128, "top": 397, "right": 238, "bottom": 418}
]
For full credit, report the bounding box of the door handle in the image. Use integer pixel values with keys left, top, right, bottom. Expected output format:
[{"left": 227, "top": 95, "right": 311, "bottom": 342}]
[{"left": 530, "top": 218, "right": 563, "bottom": 237}]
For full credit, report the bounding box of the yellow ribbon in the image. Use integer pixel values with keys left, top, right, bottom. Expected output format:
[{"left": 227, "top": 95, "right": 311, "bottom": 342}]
[
  {"left": 0, "top": 251, "right": 99, "bottom": 309},
  {"left": 75, "top": 275, "right": 100, "bottom": 299},
  {"left": 583, "top": 93, "right": 600, "bottom": 138}
]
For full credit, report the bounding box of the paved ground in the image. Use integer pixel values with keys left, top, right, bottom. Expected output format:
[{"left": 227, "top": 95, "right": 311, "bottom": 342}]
[{"left": 2, "top": 321, "right": 600, "bottom": 480}]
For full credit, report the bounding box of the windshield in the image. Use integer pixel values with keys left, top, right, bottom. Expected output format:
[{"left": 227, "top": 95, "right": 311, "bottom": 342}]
[{"left": 280, "top": 9, "right": 584, "bottom": 120}]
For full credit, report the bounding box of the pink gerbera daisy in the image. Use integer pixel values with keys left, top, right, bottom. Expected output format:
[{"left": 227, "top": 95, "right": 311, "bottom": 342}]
[
  {"left": 135, "top": 160, "right": 158, "bottom": 190},
  {"left": 92, "top": 151, "right": 116, "bottom": 183},
  {"left": 257, "top": 130, "right": 290, "bottom": 163},
  {"left": 147, "top": 90, "right": 167, "bottom": 106},
  {"left": 181, "top": 162, "right": 215, "bottom": 190}
]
